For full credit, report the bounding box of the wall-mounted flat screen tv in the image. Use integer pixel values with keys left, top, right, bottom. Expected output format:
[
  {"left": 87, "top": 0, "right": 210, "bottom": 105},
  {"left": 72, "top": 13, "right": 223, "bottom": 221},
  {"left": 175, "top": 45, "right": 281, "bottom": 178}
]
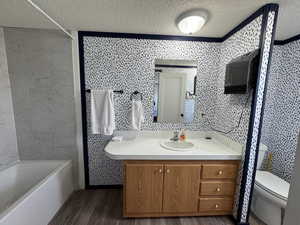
[{"left": 224, "top": 49, "right": 260, "bottom": 94}]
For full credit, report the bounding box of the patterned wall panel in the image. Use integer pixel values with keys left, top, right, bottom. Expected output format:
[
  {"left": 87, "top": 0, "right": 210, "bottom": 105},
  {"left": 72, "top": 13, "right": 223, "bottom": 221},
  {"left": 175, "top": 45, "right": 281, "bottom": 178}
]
[
  {"left": 215, "top": 17, "right": 262, "bottom": 144},
  {"left": 261, "top": 40, "right": 300, "bottom": 182},
  {"left": 83, "top": 38, "right": 221, "bottom": 184}
]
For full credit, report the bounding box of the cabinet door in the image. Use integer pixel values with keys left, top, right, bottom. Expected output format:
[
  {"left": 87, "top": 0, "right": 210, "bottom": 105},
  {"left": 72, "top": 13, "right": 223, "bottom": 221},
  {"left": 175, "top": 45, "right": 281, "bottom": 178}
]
[
  {"left": 163, "top": 164, "right": 201, "bottom": 213},
  {"left": 125, "top": 163, "right": 164, "bottom": 214}
]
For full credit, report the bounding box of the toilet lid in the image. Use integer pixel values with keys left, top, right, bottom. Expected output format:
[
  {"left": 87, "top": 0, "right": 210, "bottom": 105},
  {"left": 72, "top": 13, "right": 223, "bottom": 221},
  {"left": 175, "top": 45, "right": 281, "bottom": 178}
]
[{"left": 255, "top": 171, "right": 290, "bottom": 201}]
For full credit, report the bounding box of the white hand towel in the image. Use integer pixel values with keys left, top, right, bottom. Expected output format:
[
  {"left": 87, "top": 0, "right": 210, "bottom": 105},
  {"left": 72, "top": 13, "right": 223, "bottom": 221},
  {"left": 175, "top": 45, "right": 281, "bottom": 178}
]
[
  {"left": 91, "top": 90, "right": 115, "bottom": 135},
  {"left": 131, "top": 100, "right": 145, "bottom": 130}
]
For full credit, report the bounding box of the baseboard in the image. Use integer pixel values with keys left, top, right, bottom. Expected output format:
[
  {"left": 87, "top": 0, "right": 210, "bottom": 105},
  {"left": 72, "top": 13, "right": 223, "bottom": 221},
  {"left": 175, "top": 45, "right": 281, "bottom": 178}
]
[{"left": 87, "top": 184, "right": 123, "bottom": 189}]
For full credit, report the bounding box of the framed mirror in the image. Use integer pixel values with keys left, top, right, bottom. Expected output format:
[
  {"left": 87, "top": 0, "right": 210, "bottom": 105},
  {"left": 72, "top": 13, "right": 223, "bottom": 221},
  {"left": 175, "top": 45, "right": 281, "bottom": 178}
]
[{"left": 153, "top": 59, "right": 197, "bottom": 123}]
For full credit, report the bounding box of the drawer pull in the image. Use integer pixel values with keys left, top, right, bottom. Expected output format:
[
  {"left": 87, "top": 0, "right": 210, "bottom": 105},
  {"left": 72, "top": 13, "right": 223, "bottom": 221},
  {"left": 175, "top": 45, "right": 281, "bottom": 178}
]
[
  {"left": 216, "top": 187, "right": 221, "bottom": 192},
  {"left": 218, "top": 170, "right": 223, "bottom": 175},
  {"left": 159, "top": 169, "right": 163, "bottom": 173},
  {"left": 215, "top": 204, "right": 219, "bottom": 209}
]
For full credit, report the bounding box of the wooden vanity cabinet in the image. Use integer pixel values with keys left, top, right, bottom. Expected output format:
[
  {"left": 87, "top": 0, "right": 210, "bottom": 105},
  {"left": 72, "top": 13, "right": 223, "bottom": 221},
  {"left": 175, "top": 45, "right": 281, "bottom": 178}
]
[
  {"left": 124, "top": 160, "right": 239, "bottom": 218},
  {"left": 163, "top": 164, "right": 201, "bottom": 213},
  {"left": 125, "top": 163, "right": 164, "bottom": 213}
]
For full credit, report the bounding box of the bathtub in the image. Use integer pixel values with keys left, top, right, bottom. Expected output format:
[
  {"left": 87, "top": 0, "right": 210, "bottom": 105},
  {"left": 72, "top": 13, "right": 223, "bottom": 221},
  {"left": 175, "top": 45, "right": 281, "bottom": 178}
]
[{"left": 0, "top": 160, "right": 74, "bottom": 225}]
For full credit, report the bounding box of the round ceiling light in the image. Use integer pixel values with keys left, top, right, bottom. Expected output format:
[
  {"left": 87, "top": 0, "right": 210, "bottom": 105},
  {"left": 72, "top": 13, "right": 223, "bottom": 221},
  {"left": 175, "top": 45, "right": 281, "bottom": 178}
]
[{"left": 176, "top": 9, "right": 208, "bottom": 34}]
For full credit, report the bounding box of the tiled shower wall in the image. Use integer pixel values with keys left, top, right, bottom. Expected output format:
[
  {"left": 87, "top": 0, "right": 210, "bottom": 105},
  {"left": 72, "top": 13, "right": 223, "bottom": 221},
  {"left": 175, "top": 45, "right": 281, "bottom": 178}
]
[
  {"left": 0, "top": 27, "right": 19, "bottom": 167},
  {"left": 4, "top": 28, "right": 78, "bottom": 185},
  {"left": 261, "top": 39, "right": 300, "bottom": 182},
  {"left": 82, "top": 15, "right": 262, "bottom": 185}
]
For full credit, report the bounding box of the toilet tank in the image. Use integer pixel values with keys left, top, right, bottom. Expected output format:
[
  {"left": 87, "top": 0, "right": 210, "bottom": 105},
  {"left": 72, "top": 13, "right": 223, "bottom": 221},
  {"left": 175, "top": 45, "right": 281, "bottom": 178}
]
[{"left": 257, "top": 143, "right": 268, "bottom": 169}]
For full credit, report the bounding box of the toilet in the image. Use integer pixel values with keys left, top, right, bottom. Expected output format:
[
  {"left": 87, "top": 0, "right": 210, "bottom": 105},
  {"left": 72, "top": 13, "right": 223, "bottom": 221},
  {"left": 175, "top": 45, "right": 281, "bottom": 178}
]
[{"left": 251, "top": 144, "right": 290, "bottom": 225}]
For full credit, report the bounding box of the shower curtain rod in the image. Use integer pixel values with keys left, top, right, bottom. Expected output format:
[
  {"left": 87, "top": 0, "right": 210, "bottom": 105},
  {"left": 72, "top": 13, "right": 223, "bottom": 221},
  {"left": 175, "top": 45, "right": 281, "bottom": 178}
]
[{"left": 25, "top": 0, "right": 74, "bottom": 39}]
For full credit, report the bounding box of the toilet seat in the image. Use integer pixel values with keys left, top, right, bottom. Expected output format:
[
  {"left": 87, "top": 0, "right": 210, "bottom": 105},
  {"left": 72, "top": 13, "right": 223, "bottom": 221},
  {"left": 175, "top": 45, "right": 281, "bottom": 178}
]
[{"left": 255, "top": 171, "right": 289, "bottom": 202}]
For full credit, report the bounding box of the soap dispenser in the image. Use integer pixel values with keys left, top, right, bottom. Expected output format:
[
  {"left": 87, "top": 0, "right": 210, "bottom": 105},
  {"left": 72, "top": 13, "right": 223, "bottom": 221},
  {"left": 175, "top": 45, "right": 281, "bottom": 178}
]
[{"left": 179, "top": 129, "right": 187, "bottom": 141}]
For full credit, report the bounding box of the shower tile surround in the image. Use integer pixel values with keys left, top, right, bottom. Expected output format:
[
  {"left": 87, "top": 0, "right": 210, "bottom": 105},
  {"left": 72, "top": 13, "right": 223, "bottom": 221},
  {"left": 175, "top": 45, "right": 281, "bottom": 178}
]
[
  {"left": 3, "top": 28, "right": 78, "bottom": 185},
  {"left": 261, "top": 39, "right": 300, "bottom": 182},
  {"left": 0, "top": 28, "right": 19, "bottom": 167},
  {"left": 82, "top": 15, "right": 263, "bottom": 186}
]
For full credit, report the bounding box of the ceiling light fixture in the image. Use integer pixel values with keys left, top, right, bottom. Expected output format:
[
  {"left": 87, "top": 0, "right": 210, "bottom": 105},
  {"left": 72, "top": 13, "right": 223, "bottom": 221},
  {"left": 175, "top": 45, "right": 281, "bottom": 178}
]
[{"left": 176, "top": 9, "right": 208, "bottom": 34}]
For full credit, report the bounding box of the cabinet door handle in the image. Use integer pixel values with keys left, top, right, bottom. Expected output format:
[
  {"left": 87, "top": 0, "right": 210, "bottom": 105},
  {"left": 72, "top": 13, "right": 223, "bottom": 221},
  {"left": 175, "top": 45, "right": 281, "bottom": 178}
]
[
  {"left": 215, "top": 204, "right": 220, "bottom": 209},
  {"left": 216, "top": 187, "right": 221, "bottom": 192},
  {"left": 218, "top": 170, "right": 223, "bottom": 175},
  {"left": 166, "top": 169, "right": 170, "bottom": 173},
  {"left": 158, "top": 169, "right": 163, "bottom": 173}
]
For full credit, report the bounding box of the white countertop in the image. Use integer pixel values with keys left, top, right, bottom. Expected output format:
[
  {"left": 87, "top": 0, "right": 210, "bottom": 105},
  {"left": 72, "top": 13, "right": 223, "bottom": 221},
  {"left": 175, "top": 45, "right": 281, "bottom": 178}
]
[{"left": 104, "top": 131, "right": 243, "bottom": 160}]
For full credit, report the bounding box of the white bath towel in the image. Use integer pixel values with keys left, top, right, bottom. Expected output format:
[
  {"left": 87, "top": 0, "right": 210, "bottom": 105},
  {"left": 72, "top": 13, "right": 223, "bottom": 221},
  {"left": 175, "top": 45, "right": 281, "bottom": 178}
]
[
  {"left": 91, "top": 89, "right": 115, "bottom": 135},
  {"left": 131, "top": 100, "right": 145, "bottom": 130}
]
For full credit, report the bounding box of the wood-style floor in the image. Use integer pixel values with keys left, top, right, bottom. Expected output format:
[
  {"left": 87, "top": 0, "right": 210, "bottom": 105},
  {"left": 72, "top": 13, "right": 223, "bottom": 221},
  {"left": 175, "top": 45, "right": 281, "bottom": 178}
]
[{"left": 49, "top": 189, "right": 264, "bottom": 225}]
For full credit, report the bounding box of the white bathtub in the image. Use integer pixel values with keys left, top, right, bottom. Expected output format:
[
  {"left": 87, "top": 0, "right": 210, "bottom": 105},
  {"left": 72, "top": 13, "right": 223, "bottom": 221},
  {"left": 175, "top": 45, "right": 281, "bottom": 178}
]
[{"left": 0, "top": 160, "right": 74, "bottom": 225}]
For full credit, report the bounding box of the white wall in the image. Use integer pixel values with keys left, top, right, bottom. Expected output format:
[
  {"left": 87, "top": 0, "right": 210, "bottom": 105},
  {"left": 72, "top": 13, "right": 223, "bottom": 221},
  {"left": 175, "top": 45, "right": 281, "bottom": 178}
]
[
  {"left": 283, "top": 132, "right": 300, "bottom": 225},
  {"left": 0, "top": 27, "right": 18, "bottom": 167}
]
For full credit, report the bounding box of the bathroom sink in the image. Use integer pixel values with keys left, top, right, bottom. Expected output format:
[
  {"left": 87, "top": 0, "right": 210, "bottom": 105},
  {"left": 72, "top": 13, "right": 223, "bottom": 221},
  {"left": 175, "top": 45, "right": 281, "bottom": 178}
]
[{"left": 160, "top": 140, "right": 194, "bottom": 151}]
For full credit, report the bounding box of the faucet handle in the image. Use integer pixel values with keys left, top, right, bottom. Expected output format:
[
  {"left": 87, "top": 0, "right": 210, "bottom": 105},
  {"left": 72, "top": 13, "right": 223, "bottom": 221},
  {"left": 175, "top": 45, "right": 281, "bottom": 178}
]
[{"left": 170, "top": 131, "right": 179, "bottom": 141}]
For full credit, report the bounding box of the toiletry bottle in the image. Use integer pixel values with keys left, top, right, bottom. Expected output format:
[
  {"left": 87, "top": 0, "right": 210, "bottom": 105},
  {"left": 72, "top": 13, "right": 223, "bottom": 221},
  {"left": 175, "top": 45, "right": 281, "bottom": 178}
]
[
  {"left": 267, "top": 152, "right": 273, "bottom": 171},
  {"left": 179, "top": 129, "right": 186, "bottom": 141}
]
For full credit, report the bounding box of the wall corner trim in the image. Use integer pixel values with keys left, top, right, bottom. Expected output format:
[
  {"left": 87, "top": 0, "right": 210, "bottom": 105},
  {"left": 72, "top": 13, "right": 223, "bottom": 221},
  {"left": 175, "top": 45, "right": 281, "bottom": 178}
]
[
  {"left": 274, "top": 34, "right": 300, "bottom": 45},
  {"left": 222, "top": 3, "right": 279, "bottom": 41},
  {"left": 78, "top": 31, "right": 223, "bottom": 42}
]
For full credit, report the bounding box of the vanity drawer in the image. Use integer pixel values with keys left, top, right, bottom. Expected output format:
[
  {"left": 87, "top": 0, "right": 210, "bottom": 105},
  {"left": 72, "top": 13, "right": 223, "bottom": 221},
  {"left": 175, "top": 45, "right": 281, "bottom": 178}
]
[
  {"left": 200, "top": 181, "right": 235, "bottom": 196},
  {"left": 201, "top": 164, "right": 238, "bottom": 179},
  {"left": 199, "top": 198, "right": 233, "bottom": 212}
]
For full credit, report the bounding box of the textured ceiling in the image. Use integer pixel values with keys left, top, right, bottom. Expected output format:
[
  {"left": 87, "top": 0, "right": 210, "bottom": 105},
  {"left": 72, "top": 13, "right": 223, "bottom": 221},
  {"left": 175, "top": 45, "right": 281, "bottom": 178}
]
[{"left": 0, "top": 0, "right": 299, "bottom": 40}]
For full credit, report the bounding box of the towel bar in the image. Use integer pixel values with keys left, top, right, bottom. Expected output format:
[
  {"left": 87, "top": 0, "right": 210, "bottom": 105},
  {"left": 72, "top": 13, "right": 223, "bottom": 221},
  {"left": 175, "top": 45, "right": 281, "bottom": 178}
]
[{"left": 86, "top": 89, "right": 124, "bottom": 94}]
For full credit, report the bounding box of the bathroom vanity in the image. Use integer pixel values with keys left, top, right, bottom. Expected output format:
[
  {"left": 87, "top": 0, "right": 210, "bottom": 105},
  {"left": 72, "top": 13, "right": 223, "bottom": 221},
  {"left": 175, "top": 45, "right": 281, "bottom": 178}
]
[
  {"left": 123, "top": 160, "right": 239, "bottom": 217},
  {"left": 105, "top": 131, "right": 242, "bottom": 218}
]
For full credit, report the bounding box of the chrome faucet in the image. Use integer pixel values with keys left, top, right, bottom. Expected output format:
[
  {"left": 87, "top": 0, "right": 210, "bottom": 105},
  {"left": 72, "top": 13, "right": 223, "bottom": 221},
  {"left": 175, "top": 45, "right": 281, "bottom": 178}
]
[{"left": 170, "top": 131, "right": 179, "bottom": 142}]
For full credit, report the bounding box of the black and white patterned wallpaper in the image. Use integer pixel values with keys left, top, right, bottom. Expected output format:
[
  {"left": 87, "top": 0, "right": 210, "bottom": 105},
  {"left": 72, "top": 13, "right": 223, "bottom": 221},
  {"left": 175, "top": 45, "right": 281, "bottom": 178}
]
[
  {"left": 261, "top": 39, "right": 300, "bottom": 183},
  {"left": 214, "top": 16, "right": 262, "bottom": 144},
  {"left": 84, "top": 38, "right": 221, "bottom": 185}
]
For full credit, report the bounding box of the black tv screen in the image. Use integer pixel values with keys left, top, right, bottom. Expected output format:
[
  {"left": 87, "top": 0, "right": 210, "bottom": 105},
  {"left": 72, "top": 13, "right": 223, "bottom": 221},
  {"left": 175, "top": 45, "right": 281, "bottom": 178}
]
[{"left": 224, "top": 49, "right": 259, "bottom": 94}]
